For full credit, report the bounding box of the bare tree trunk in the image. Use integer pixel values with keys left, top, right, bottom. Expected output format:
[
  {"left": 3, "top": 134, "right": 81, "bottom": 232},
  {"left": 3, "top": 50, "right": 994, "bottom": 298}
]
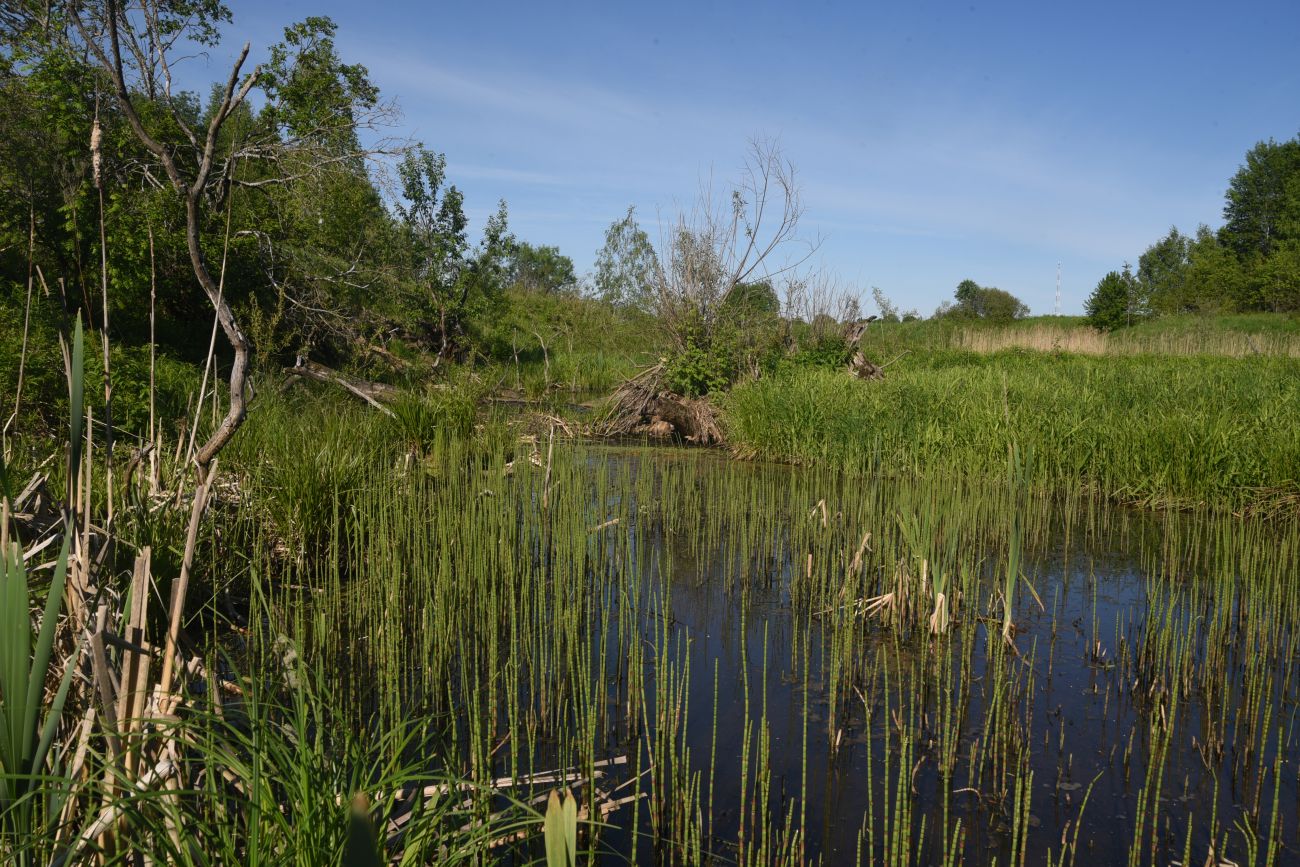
[
  {"left": 184, "top": 195, "right": 251, "bottom": 469},
  {"left": 77, "top": 1, "right": 259, "bottom": 471}
]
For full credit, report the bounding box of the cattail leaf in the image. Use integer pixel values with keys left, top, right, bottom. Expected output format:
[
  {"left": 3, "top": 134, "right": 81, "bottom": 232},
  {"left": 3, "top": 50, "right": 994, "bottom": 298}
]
[
  {"left": 22, "top": 532, "right": 70, "bottom": 770},
  {"left": 562, "top": 788, "right": 578, "bottom": 867},
  {"left": 543, "top": 789, "right": 566, "bottom": 867},
  {"left": 68, "top": 316, "right": 85, "bottom": 497}
]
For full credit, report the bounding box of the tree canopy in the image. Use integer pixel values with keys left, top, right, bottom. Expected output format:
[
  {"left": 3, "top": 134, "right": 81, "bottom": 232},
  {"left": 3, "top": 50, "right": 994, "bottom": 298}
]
[
  {"left": 945, "top": 279, "right": 1030, "bottom": 322},
  {"left": 509, "top": 242, "right": 577, "bottom": 294},
  {"left": 1221, "top": 137, "right": 1300, "bottom": 260},
  {"left": 594, "top": 206, "right": 659, "bottom": 310},
  {"left": 1085, "top": 266, "right": 1140, "bottom": 331},
  {"left": 1122, "top": 133, "right": 1300, "bottom": 319}
]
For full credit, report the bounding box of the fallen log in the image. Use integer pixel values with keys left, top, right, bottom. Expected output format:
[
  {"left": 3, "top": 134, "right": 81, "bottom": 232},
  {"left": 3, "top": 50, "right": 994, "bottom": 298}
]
[{"left": 285, "top": 357, "right": 397, "bottom": 416}]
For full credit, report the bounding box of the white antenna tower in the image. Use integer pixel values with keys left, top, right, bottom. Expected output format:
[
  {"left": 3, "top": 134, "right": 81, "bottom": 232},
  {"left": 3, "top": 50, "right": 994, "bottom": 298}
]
[{"left": 1054, "top": 262, "right": 1061, "bottom": 316}]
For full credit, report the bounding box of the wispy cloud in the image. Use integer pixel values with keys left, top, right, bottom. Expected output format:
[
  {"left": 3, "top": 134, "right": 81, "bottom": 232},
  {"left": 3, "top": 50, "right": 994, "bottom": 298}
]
[
  {"left": 331, "top": 31, "right": 1243, "bottom": 312},
  {"left": 360, "top": 51, "right": 652, "bottom": 133}
]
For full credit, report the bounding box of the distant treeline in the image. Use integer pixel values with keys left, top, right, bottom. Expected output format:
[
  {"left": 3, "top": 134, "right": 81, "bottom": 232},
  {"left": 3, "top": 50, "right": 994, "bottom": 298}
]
[{"left": 1086, "top": 134, "right": 1300, "bottom": 329}]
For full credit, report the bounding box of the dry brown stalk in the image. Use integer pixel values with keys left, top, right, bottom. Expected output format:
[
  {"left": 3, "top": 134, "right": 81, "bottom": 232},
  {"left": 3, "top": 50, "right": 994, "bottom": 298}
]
[{"left": 157, "top": 466, "right": 215, "bottom": 711}]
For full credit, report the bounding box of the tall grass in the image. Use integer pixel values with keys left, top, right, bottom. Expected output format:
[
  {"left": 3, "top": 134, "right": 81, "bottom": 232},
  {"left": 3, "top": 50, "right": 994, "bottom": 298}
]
[
  {"left": 851, "top": 313, "right": 1300, "bottom": 360},
  {"left": 199, "top": 397, "right": 1298, "bottom": 863},
  {"left": 723, "top": 352, "right": 1300, "bottom": 511}
]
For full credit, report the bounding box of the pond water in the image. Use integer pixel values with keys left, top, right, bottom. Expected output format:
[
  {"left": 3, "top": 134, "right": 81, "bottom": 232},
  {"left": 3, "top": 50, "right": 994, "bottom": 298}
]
[
  {"left": 562, "top": 444, "right": 1299, "bottom": 865},
  {"left": 283, "top": 437, "right": 1297, "bottom": 865}
]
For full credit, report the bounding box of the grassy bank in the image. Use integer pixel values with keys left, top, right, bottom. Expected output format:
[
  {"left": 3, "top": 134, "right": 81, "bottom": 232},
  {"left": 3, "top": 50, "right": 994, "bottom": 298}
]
[
  {"left": 722, "top": 350, "right": 1300, "bottom": 511},
  {"left": 479, "top": 288, "right": 663, "bottom": 397}
]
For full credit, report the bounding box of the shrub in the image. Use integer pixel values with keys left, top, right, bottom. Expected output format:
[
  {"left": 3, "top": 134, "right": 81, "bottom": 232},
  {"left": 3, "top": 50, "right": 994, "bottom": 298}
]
[{"left": 1085, "top": 268, "right": 1141, "bottom": 331}]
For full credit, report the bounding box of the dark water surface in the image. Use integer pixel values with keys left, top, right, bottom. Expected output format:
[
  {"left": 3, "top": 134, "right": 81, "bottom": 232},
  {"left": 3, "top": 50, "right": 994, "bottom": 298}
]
[{"left": 575, "top": 446, "right": 1298, "bottom": 865}]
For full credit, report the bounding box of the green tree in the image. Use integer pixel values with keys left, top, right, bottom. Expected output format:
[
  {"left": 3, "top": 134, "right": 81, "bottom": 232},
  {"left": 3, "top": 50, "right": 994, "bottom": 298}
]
[
  {"left": 509, "top": 242, "right": 576, "bottom": 294},
  {"left": 2, "top": 5, "right": 404, "bottom": 423},
  {"left": 954, "top": 279, "right": 982, "bottom": 309},
  {"left": 593, "top": 206, "right": 659, "bottom": 310},
  {"left": 260, "top": 17, "right": 379, "bottom": 152},
  {"left": 239, "top": 17, "right": 397, "bottom": 358},
  {"left": 1085, "top": 266, "right": 1140, "bottom": 330},
  {"left": 1221, "top": 135, "right": 1300, "bottom": 260},
  {"left": 1243, "top": 238, "right": 1300, "bottom": 311},
  {"left": 1182, "top": 225, "right": 1247, "bottom": 311},
  {"left": 395, "top": 147, "right": 512, "bottom": 361},
  {"left": 947, "top": 279, "right": 1030, "bottom": 321},
  {"left": 981, "top": 287, "right": 1031, "bottom": 321},
  {"left": 1138, "top": 227, "right": 1191, "bottom": 313}
]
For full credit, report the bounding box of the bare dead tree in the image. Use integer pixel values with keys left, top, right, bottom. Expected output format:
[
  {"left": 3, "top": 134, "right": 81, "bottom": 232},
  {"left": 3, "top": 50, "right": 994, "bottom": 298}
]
[
  {"left": 64, "top": 0, "right": 256, "bottom": 471},
  {"left": 654, "top": 138, "right": 820, "bottom": 349},
  {"left": 784, "top": 271, "right": 861, "bottom": 338}
]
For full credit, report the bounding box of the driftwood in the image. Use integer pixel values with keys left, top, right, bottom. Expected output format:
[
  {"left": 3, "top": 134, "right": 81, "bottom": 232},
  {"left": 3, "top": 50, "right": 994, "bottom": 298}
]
[
  {"left": 598, "top": 364, "right": 723, "bottom": 445},
  {"left": 285, "top": 357, "right": 398, "bottom": 416},
  {"left": 843, "top": 317, "right": 886, "bottom": 381}
]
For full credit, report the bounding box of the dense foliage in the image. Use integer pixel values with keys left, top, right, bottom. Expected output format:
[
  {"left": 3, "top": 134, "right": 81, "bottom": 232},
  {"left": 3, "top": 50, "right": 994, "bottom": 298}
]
[
  {"left": 1084, "top": 266, "right": 1141, "bottom": 331},
  {"left": 1091, "top": 134, "right": 1300, "bottom": 322},
  {"left": 0, "top": 4, "right": 641, "bottom": 440},
  {"left": 938, "top": 279, "right": 1031, "bottom": 322}
]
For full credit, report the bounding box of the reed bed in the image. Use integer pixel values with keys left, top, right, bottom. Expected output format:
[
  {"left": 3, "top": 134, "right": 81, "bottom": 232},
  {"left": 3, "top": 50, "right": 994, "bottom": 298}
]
[
  {"left": 951, "top": 322, "right": 1300, "bottom": 358},
  {"left": 196, "top": 400, "right": 1298, "bottom": 864},
  {"left": 722, "top": 353, "right": 1300, "bottom": 513}
]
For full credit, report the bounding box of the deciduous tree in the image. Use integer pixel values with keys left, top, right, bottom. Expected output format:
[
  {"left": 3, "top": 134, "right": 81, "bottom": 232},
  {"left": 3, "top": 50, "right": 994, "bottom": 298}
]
[
  {"left": 394, "top": 146, "right": 512, "bottom": 362},
  {"left": 1221, "top": 136, "right": 1300, "bottom": 260},
  {"left": 1085, "top": 265, "right": 1139, "bottom": 331},
  {"left": 946, "top": 279, "right": 1029, "bottom": 322},
  {"left": 1138, "top": 227, "right": 1191, "bottom": 313},
  {"left": 655, "top": 139, "right": 817, "bottom": 351},
  {"left": 593, "top": 206, "right": 658, "bottom": 310},
  {"left": 509, "top": 242, "right": 576, "bottom": 294}
]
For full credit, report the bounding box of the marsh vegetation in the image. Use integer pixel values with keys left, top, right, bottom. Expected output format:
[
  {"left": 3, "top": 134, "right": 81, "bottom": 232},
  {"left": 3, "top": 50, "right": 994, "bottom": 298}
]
[{"left": 3, "top": 3, "right": 1300, "bottom": 865}]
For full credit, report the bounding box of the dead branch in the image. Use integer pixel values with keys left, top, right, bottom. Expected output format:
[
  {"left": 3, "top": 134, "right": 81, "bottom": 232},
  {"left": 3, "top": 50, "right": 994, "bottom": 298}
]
[{"left": 285, "top": 357, "right": 398, "bottom": 416}]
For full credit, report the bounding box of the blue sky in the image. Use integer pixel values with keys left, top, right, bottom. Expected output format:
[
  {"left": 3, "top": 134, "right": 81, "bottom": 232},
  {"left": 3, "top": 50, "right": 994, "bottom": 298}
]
[{"left": 195, "top": 0, "right": 1299, "bottom": 315}]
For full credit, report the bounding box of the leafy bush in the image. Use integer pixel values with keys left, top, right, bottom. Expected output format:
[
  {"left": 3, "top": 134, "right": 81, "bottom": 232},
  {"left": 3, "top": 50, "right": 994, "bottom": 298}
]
[
  {"left": 663, "top": 336, "right": 733, "bottom": 397},
  {"left": 786, "top": 332, "right": 849, "bottom": 369},
  {"left": 1085, "top": 268, "right": 1141, "bottom": 331}
]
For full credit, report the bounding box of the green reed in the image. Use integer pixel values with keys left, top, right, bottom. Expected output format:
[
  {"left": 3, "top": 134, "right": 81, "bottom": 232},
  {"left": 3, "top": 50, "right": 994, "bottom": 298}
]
[
  {"left": 722, "top": 352, "right": 1300, "bottom": 513},
  {"left": 119, "top": 380, "right": 1297, "bottom": 865}
]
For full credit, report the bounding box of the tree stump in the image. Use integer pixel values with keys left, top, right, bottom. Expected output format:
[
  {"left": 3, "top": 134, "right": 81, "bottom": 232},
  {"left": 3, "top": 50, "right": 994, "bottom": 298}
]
[{"left": 848, "top": 351, "right": 885, "bottom": 381}]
